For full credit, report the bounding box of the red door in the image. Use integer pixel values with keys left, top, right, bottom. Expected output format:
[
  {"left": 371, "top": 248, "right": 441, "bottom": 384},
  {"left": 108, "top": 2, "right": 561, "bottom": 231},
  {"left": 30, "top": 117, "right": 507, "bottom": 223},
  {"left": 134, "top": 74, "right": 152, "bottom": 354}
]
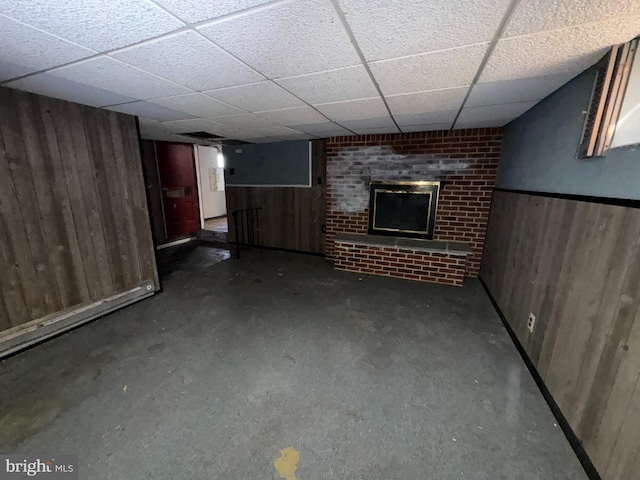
[{"left": 156, "top": 142, "right": 200, "bottom": 238}]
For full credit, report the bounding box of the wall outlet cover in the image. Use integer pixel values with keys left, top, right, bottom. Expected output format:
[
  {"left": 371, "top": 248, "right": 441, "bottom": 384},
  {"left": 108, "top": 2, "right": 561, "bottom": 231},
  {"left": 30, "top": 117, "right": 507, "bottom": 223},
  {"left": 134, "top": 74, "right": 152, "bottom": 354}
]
[{"left": 528, "top": 313, "right": 536, "bottom": 333}]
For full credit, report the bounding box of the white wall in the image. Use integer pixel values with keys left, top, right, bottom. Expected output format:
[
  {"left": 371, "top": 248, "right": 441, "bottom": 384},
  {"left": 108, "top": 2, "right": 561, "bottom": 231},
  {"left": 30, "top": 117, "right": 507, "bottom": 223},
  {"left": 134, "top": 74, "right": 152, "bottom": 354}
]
[{"left": 196, "top": 145, "right": 226, "bottom": 219}]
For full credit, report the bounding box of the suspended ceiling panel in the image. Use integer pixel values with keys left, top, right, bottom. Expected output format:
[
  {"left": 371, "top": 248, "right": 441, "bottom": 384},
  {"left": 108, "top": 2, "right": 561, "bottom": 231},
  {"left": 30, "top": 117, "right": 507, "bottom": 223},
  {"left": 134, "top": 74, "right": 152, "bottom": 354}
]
[
  {"left": 275, "top": 66, "right": 379, "bottom": 105},
  {"left": 315, "top": 97, "right": 389, "bottom": 121},
  {"left": 5, "top": 73, "right": 136, "bottom": 107},
  {"left": 0, "top": 15, "right": 94, "bottom": 81},
  {"left": 0, "top": 0, "right": 638, "bottom": 141},
  {"left": 152, "top": 0, "right": 276, "bottom": 24},
  {"left": 386, "top": 88, "right": 469, "bottom": 116},
  {"left": 150, "top": 93, "right": 245, "bottom": 118},
  {"left": 105, "top": 101, "right": 194, "bottom": 122},
  {"left": 369, "top": 44, "right": 487, "bottom": 95},
  {"left": 504, "top": 0, "right": 640, "bottom": 37},
  {"left": 48, "top": 57, "right": 191, "bottom": 100},
  {"left": 336, "top": 0, "right": 512, "bottom": 61},
  {"left": 255, "top": 107, "right": 329, "bottom": 126},
  {"left": 111, "top": 31, "right": 265, "bottom": 91},
  {"left": 203, "top": 81, "right": 305, "bottom": 112},
  {"left": 197, "top": 0, "right": 360, "bottom": 78},
  {"left": 466, "top": 73, "right": 577, "bottom": 107},
  {"left": 0, "top": 0, "right": 182, "bottom": 51}
]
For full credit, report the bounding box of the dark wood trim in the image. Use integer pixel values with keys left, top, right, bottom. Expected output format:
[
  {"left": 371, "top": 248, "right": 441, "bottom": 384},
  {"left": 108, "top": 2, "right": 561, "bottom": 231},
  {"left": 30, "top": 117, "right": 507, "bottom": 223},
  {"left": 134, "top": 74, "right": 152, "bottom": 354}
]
[
  {"left": 493, "top": 187, "right": 640, "bottom": 209},
  {"left": 135, "top": 119, "right": 163, "bottom": 294},
  {"left": 479, "top": 276, "right": 602, "bottom": 480}
]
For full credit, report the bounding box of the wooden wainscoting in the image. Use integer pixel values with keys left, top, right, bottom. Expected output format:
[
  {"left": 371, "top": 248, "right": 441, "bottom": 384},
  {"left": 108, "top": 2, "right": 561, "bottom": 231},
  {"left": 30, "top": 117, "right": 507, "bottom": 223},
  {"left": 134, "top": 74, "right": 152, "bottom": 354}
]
[
  {"left": 225, "top": 139, "right": 326, "bottom": 254},
  {"left": 0, "top": 87, "right": 158, "bottom": 346},
  {"left": 481, "top": 189, "right": 640, "bottom": 480}
]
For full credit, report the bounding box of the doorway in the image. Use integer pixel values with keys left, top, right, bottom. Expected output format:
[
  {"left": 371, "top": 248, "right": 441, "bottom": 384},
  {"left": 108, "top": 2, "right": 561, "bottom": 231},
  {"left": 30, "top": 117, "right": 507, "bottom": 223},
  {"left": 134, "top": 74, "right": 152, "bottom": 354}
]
[
  {"left": 156, "top": 142, "right": 200, "bottom": 239},
  {"left": 195, "top": 145, "right": 228, "bottom": 234}
]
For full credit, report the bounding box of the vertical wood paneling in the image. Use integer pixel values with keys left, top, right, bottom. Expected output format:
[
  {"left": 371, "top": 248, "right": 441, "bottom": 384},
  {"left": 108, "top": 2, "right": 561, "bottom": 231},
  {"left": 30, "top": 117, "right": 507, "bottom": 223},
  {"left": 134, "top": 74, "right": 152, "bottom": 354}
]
[
  {"left": 0, "top": 87, "right": 158, "bottom": 332},
  {"left": 140, "top": 140, "right": 169, "bottom": 247},
  {"left": 481, "top": 190, "right": 640, "bottom": 480},
  {"left": 226, "top": 139, "right": 326, "bottom": 254}
]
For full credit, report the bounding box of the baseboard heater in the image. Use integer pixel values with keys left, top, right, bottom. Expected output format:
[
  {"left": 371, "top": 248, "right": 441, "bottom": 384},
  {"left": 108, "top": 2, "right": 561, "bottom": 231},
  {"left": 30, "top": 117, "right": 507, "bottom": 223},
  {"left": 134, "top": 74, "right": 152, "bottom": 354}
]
[{"left": 0, "top": 282, "right": 156, "bottom": 359}]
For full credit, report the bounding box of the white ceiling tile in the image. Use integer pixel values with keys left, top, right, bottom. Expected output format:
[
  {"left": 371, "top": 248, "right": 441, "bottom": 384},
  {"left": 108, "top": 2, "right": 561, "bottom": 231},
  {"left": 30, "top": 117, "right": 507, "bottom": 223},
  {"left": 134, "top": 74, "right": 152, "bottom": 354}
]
[
  {"left": 386, "top": 87, "right": 468, "bottom": 116},
  {"left": 394, "top": 110, "right": 459, "bottom": 127},
  {"left": 337, "top": 0, "right": 511, "bottom": 61},
  {"left": 401, "top": 123, "right": 453, "bottom": 133},
  {"left": 198, "top": 0, "right": 360, "bottom": 78},
  {"left": 203, "top": 82, "right": 304, "bottom": 111},
  {"left": 466, "top": 73, "right": 576, "bottom": 107},
  {"left": 111, "top": 31, "right": 264, "bottom": 91},
  {"left": 481, "top": 17, "right": 640, "bottom": 82},
  {"left": 150, "top": 93, "right": 244, "bottom": 117},
  {"left": 456, "top": 101, "right": 538, "bottom": 125},
  {"left": 349, "top": 126, "right": 401, "bottom": 135},
  {"left": 370, "top": 44, "right": 488, "bottom": 95},
  {"left": 249, "top": 125, "right": 302, "bottom": 137},
  {"left": 0, "top": 0, "right": 183, "bottom": 52},
  {"left": 504, "top": 0, "right": 640, "bottom": 37},
  {"left": 105, "top": 101, "right": 194, "bottom": 121},
  {"left": 161, "top": 118, "right": 223, "bottom": 133},
  {"left": 139, "top": 118, "right": 200, "bottom": 142},
  {"left": 0, "top": 61, "right": 33, "bottom": 83},
  {"left": 315, "top": 97, "right": 388, "bottom": 121},
  {"left": 208, "top": 113, "right": 279, "bottom": 130},
  {"left": 5, "top": 73, "right": 137, "bottom": 107},
  {"left": 272, "top": 132, "right": 318, "bottom": 140},
  {"left": 49, "top": 56, "right": 191, "bottom": 100},
  {"left": 454, "top": 119, "right": 512, "bottom": 128},
  {"left": 0, "top": 15, "right": 95, "bottom": 81},
  {"left": 293, "top": 122, "right": 352, "bottom": 135},
  {"left": 312, "top": 131, "right": 353, "bottom": 138},
  {"left": 236, "top": 137, "right": 279, "bottom": 144},
  {"left": 152, "top": 0, "right": 275, "bottom": 23},
  {"left": 275, "top": 66, "right": 379, "bottom": 104},
  {"left": 340, "top": 116, "right": 396, "bottom": 130},
  {"left": 255, "top": 107, "right": 327, "bottom": 126}
]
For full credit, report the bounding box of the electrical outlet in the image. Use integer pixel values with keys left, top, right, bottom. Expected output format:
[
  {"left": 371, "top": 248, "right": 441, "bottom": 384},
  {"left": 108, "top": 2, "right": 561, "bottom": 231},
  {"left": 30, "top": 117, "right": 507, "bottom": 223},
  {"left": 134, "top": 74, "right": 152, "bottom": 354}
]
[{"left": 528, "top": 313, "right": 536, "bottom": 333}]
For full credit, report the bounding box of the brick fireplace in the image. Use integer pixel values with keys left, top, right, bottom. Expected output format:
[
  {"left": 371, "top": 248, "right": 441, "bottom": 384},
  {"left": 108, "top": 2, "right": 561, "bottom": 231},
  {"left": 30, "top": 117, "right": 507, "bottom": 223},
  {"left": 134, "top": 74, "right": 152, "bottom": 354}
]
[{"left": 325, "top": 128, "right": 502, "bottom": 284}]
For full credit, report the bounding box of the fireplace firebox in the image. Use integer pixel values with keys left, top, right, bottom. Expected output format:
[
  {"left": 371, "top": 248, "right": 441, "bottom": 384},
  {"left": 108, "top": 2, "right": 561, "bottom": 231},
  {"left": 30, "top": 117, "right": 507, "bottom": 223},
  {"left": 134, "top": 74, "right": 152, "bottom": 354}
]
[{"left": 368, "top": 181, "right": 440, "bottom": 240}]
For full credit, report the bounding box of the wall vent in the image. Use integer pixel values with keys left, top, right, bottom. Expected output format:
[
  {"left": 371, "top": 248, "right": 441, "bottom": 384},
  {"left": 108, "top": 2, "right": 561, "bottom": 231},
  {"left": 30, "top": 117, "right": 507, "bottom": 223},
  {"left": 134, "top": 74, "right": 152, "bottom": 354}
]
[{"left": 578, "top": 39, "right": 638, "bottom": 158}]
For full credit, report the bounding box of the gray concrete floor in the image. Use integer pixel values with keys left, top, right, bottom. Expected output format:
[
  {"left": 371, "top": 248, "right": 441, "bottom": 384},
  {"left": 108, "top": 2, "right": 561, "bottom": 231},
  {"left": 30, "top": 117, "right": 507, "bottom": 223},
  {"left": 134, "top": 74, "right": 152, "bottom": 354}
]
[{"left": 0, "top": 249, "right": 586, "bottom": 479}]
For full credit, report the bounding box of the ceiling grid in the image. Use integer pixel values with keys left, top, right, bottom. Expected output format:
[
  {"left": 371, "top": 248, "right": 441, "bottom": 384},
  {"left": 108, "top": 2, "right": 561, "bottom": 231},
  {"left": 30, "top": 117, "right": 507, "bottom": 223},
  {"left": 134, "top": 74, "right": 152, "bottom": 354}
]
[{"left": 0, "top": 0, "right": 638, "bottom": 142}]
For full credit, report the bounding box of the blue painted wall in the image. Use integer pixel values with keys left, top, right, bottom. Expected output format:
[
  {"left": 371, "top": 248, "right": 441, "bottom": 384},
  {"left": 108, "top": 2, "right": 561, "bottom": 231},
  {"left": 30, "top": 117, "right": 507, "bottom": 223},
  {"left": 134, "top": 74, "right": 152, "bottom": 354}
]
[
  {"left": 496, "top": 65, "right": 640, "bottom": 200},
  {"left": 223, "top": 140, "right": 310, "bottom": 186}
]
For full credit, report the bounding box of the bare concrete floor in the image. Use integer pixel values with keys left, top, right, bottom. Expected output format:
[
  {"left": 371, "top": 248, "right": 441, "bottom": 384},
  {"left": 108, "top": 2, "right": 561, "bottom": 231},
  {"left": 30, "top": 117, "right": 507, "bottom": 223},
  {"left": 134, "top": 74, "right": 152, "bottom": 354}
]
[{"left": 0, "top": 249, "right": 586, "bottom": 479}]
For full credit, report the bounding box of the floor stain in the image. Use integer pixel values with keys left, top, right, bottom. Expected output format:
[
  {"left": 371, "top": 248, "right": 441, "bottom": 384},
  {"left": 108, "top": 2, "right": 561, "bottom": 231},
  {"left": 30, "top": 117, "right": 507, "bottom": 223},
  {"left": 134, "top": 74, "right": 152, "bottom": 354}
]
[
  {"left": 274, "top": 446, "right": 299, "bottom": 480},
  {"left": 0, "top": 394, "right": 67, "bottom": 448}
]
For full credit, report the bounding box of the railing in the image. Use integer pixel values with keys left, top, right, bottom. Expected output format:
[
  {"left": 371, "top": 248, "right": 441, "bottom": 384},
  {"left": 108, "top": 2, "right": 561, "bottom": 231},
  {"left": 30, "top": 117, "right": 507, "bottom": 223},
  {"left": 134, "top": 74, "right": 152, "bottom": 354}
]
[{"left": 231, "top": 208, "right": 262, "bottom": 259}]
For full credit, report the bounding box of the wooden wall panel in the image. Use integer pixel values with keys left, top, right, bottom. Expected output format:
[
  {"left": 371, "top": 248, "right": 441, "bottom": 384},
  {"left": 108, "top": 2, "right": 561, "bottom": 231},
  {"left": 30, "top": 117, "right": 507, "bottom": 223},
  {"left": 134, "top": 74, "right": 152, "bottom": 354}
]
[
  {"left": 225, "top": 139, "right": 326, "bottom": 254},
  {"left": 481, "top": 190, "right": 640, "bottom": 480},
  {"left": 0, "top": 87, "right": 158, "bottom": 333}
]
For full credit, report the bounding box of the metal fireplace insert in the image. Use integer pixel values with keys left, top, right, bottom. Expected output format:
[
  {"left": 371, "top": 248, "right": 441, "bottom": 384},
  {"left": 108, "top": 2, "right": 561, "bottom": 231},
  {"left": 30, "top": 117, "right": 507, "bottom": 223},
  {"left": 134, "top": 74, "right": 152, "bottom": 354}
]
[{"left": 368, "top": 181, "right": 440, "bottom": 240}]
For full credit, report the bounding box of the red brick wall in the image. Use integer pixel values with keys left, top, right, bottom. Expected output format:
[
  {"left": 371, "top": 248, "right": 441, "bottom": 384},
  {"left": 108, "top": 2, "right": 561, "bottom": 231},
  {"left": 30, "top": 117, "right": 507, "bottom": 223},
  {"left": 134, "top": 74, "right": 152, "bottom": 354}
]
[
  {"left": 334, "top": 242, "right": 467, "bottom": 286},
  {"left": 325, "top": 128, "right": 503, "bottom": 277}
]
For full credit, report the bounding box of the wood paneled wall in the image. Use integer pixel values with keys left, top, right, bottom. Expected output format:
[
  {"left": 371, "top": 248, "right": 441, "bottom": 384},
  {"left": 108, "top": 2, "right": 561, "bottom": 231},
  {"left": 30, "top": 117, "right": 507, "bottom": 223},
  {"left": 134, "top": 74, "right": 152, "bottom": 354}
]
[
  {"left": 0, "top": 87, "right": 158, "bottom": 334},
  {"left": 481, "top": 190, "right": 640, "bottom": 480},
  {"left": 140, "top": 140, "right": 169, "bottom": 246},
  {"left": 225, "top": 140, "right": 326, "bottom": 254}
]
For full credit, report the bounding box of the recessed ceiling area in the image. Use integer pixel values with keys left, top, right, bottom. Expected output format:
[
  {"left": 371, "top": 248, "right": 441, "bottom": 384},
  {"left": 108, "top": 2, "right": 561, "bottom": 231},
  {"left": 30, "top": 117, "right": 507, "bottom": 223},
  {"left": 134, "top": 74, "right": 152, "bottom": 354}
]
[{"left": 1, "top": 0, "right": 639, "bottom": 143}]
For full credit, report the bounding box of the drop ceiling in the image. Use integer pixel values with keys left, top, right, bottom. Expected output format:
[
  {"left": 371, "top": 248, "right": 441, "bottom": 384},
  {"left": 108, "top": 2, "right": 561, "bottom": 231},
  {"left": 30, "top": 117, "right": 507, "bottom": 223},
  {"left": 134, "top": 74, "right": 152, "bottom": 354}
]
[{"left": 1, "top": 0, "right": 639, "bottom": 144}]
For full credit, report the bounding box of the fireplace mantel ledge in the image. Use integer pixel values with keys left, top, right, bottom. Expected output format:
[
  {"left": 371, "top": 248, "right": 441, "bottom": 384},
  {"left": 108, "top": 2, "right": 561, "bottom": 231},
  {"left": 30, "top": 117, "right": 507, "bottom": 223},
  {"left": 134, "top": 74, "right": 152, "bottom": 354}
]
[{"left": 333, "top": 233, "right": 472, "bottom": 256}]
